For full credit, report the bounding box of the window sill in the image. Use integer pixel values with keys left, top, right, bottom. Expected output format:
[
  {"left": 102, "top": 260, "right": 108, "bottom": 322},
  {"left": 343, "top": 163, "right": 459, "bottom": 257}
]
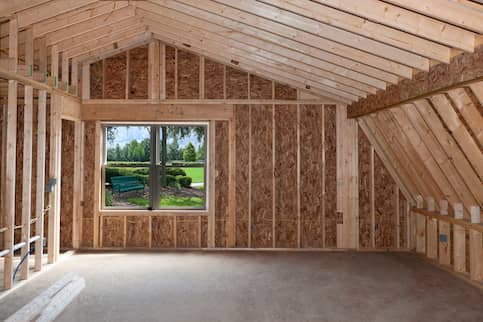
[{"left": 99, "top": 209, "right": 209, "bottom": 217}]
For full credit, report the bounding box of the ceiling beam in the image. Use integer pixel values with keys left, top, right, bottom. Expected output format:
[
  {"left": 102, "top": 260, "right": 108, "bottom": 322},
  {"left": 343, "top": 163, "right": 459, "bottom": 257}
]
[
  {"left": 383, "top": 0, "right": 483, "bottom": 34},
  {"left": 313, "top": 0, "right": 478, "bottom": 51},
  {"left": 138, "top": 9, "right": 374, "bottom": 95},
  {"left": 260, "top": 0, "right": 452, "bottom": 63},
  {"left": 32, "top": 1, "right": 129, "bottom": 38},
  {"left": 136, "top": 0, "right": 399, "bottom": 85},
  {"left": 168, "top": 0, "right": 413, "bottom": 78},
  {"left": 347, "top": 45, "right": 483, "bottom": 118},
  {"left": 146, "top": 19, "right": 362, "bottom": 100}
]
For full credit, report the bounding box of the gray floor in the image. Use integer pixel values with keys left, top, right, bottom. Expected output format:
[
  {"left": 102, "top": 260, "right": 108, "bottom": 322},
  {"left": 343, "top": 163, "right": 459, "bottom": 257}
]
[{"left": 0, "top": 251, "right": 482, "bottom": 322}]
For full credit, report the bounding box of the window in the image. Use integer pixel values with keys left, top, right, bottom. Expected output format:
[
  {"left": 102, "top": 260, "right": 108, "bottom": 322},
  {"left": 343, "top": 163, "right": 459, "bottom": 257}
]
[{"left": 103, "top": 123, "right": 207, "bottom": 210}]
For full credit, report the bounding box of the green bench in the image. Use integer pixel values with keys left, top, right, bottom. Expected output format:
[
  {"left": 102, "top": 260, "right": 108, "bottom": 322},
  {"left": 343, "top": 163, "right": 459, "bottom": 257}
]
[{"left": 111, "top": 176, "right": 144, "bottom": 194}]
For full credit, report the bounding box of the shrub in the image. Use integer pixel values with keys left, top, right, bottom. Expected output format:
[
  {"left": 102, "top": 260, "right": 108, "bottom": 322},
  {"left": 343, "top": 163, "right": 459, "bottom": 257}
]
[
  {"left": 177, "top": 176, "right": 192, "bottom": 188},
  {"left": 105, "top": 167, "right": 148, "bottom": 185},
  {"left": 132, "top": 168, "right": 149, "bottom": 175},
  {"left": 166, "top": 168, "right": 186, "bottom": 176},
  {"left": 105, "top": 190, "right": 113, "bottom": 206},
  {"left": 171, "top": 161, "right": 204, "bottom": 167},
  {"left": 165, "top": 174, "right": 178, "bottom": 187},
  {"left": 107, "top": 162, "right": 150, "bottom": 168}
]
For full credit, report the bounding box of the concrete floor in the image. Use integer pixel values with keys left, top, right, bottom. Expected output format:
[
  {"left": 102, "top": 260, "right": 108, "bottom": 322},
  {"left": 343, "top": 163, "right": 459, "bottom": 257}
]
[{"left": 0, "top": 251, "right": 482, "bottom": 322}]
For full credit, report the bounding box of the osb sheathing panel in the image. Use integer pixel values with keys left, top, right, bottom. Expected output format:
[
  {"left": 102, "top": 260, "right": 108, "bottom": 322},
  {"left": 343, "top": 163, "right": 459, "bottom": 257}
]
[
  {"left": 399, "top": 191, "right": 407, "bottom": 248},
  {"left": 324, "top": 105, "right": 337, "bottom": 247},
  {"left": 151, "top": 216, "right": 175, "bottom": 248},
  {"left": 126, "top": 216, "right": 149, "bottom": 247},
  {"left": 83, "top": 122, "right": 95, "bottom": 220},
  {"left": 176, "top": 216, "right": 200, "bottom": 248},
  {"left": 104, "top": 52, "right": 127, "bottom": 99},
  {"left": 90, "top": 60, "right": 103, "bottom": 99},
  {"left": 82, "top": 218, "right": 93, "bottom": 248},
  {"left": 226, "top": 67, "right": 248, "bottom": 99},
  {"left": 274, "top": 83, "right": 297, "bottom": 100},
  {"left": 374, "top": 152, "right": 396, "bottom": 248},
  {"left": 177, "top": 50, "right": 200, "bottom": 99},
  {"left": 128, "top": 45, "right": 148, "bottom": 99},
  {"left": 15, "top": 91, "right": 24, "bottom": 244},
  {"left": 250, "top": 74, "right": 273, "bottom": 99},
  {"left": 204, "top": 59, "right": 224, "bottom": 99},
  {"left": 274, "top": 105, "right": 298, "bottom": 248},
  {"left": 251, "top": 105, "right": 273, "bottom": 248},
  {"left": 300, "top": 105, "right": 324, "bottom": 248},
  {"left": 358, "top": 128, "right": 372, "bottom": 248},
  {"left": 102, "top": 216, "right": 124, "bottom": 247},
  {"left": 0, "top": 105, "right": 3, "bottom": 249},
  {"left": 165, "top": 46, "right": 176, "bottom": 99},
  {"left": 215, "top": 220, "right": 226, "bottom": 247},
  {"left": 200, "top": 217, "right": 208, "bottom": 248},
  {"left": 60, "top": 120, "right": 75, "bottom": 249},
  {"left": 235, "top": 105, "right": 249, "bottom": 247},
  {"left": 215, "top": 121, "right": 229, "bottom": 247}
]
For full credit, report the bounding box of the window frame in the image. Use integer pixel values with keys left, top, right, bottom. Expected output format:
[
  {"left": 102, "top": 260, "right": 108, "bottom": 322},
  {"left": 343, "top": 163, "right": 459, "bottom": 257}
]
[{"left": 101, "top": 121, "right": 209, "bottom": 213}]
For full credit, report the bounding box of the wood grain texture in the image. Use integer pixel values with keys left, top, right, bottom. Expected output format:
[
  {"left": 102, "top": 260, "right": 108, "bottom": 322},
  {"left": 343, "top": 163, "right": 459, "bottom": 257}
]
[
  {"left": 251, "top": 105, "right": 273, "bottom": 248},
  {"left": 215, "top": 121, "right": 229, "bottom": 247},
  {"left": 128, "top": 45, "right": 148, "bottom": 99},
  {"left": 358, "top": 127, "right": 372, "bottom": 248},
  {"left": 177, "top": 49, "right": 199, "bottom": 99},
  {"left": 200, "top": 217, "right": 208, "bottom": 247},
  {"left": 104, "top": 52, "right": 126, "bottom": 99},
  {"left": 250, "top": 74, "right": 272, "bottom": 99},
  {"left": 165, "top": 46, "right": 176, "bottom": 99},
  {"left": 235, "top": 105, "right": 249, "bottom": 248},
  {"left": 89, "top": 60, "right": 103, "bottom": 99},
  {"left": 226, "top": 67, "right": 248, "bottom": 99},
  {"left": 324, "top": 105, "right": 337, "bottom": 247},
  {"left": 60, "top": 120, "right": 74, "bottom": 249},
  {"left": 204, "top": 59, "right": 224, "bottom": 99},
  {"left": 348, "top": 45, "right": 483, "bottom": 118},
  {"left": 83, "top": 122, "right": 95, "bottom": 221},
  {"left": 399, "top": 190, "right": 407, "bottom": 248},
  {"left": 274, "top": 105, "right": 298, "bottom": 248},
  {"left": 15, "top": 93, "right": 24, "bottom": 244},
  {"left": 81, "top": 218, "right": 93, "bottom": 248},
  {"left": 176, "top": 216, "right": 199, "bottom": 248},
  {"left": 126, "top": 216, "right": 149, "bottom": 247},
  {"left": 274, "top": 83, "right": 297, "bottom": 100},
  {"left": 300, "top": 105, "right": 324, "bottom": 248},
  {"left": 151, "top": 216, "right": 175, "bottom": 248},
  {"left": 102, "top": 216, "right": 124, "bottom": 247},
  {"left": 374, "top": 152, "right": 396, "bottom": 248}
]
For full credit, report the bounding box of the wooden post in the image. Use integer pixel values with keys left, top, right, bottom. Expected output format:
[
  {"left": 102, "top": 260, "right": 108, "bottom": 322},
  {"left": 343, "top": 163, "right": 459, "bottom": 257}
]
[
  {"left": 81, "top": 63, "right": 90, "bottom": 100},
  {"left": 453, "top": 203, "right": 466, "bottom": 273},
  {"left": 25, "top": 28, "right": 33, "bottom": 76},
  {"left": 148, "top": 40, "right": 160, "bottom": 99},
  {"left": 72, "top": 121, "right": 83, "bottom": 249},
  {"left": 469, "top": 206, "right": 482, "bottom": 281},
  {"left": 3, "top": 17, "right": 18, "bottom": 290},
  {"left": 438, "top": 200, "right": 451, "bottom": 266},
  {"left": 71, "top": 59, "right": 79, "bottom": 95},
  {"left": 426, "top": 197, "right": 438, "bottom": 259},
  {"left": 38, "top": 37, "right": 47, "bottom": 81},
  {"left": 51, "top": 45, "right": 59, "bottom": 88},
  {"left": 48, "top": 94, "right": 62, "bottom": 263},
  {"left": 35, "top": 90, "right": 47, "bottom": 272},
  {"left": 20, "top": 85, "right": 33, "bottom": 280},
  {"left": 200, "top": 56, "right": 205, "bottom": 99},
  {"left": 207, "top": 120, "right": 216, "bottom": 248},
  {"left": 93, "top": 122, "right": 101, "bottom": 248},
  {"left": 227, "top": 118, "right": 236, "bottom": 247},
  {"left": 160, "top": 44, "right": 166, "bottom": 100},
  {"left": 415, "top": 195, "right": 426, "bottom": 254},
  {"left": 61, "top": 54, "right": 69, "bottom": 90}
]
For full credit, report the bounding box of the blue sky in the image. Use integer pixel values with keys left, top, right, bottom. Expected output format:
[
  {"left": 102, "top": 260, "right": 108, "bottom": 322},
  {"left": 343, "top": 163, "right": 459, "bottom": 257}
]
[{"left": 107, "top": 126, "right": 203, "bottom": 149}]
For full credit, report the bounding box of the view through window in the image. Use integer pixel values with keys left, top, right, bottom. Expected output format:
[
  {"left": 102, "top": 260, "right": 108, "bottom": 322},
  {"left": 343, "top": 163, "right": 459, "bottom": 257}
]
[{"left": 103, "top": 123, "right": 207, "bottom": 210}]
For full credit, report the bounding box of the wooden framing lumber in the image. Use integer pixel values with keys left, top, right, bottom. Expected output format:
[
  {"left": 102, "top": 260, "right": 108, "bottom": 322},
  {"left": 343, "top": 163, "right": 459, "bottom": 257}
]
[
  {"left": 453, "top": 203, "right": 466, "bottom": 273},
  {"left": 19, "top": 84, "right": 33, "bottom": 280},
  {"left": 348, "top": 46, "right": 483, "bottom": 118},
  {"left": 35, "top": 90, "right": 47, "bottom": 272}
]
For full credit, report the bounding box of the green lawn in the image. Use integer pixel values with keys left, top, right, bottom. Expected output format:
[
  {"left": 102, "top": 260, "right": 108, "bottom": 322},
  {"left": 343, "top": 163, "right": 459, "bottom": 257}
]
[
  {"left": 180, "top": 167, "right": 204, "bottom": 183},
  {"left": 127, "top": 196, "right": 204, "bottom": 208}
]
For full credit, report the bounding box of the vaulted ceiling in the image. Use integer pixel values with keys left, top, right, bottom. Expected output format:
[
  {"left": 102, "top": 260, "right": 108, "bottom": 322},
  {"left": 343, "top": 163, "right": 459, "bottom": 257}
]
[{"left": 1, "top": 0, "right": 482, "bottom": 103}]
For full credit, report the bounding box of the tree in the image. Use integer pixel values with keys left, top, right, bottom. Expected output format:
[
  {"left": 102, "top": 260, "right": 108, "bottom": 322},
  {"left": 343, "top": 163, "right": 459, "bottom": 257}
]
[
  {"left": 167, "top": 136, "right": 182, "bottom": 161},
  {"left": 196, "top": 145, "right": 205, "bottom": 161},
  {"left": 183, "top": 142, "right": 197, "bottom": 162}
]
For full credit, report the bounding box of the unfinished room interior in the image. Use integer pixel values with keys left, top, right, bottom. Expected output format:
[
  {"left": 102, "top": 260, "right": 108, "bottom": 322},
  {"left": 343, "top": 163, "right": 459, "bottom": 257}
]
[{"left": 0, "top": 0, "right": 482, "bottom": 321}]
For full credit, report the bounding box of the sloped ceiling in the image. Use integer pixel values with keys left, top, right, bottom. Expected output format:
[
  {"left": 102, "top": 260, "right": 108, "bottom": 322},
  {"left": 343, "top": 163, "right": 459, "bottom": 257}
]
[{"left": 1, "top": 0, "right": 483, "bottom": 103}]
